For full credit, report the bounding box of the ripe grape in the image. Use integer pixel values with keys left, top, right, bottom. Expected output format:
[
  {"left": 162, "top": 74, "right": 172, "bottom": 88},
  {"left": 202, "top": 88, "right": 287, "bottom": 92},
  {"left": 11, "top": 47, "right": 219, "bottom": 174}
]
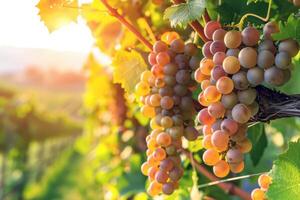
[
  {"left": 257, "top": 50, "right": 275, "bottom": 69},
  {"left": 232, "top": 71, "right": 249, "bottom": 90},
  {"left": 283, "top": 69, "right": 292, "bottom": 83},
  {"left": 251, "top": 188, "right": 265, "bottom": 200},
  {"left": 174, "top": 84, "right": 188, "bottom": 96},
  {"left": 258, "top": 174, "right": 272, "bottom": 190},
  {"left": 176, "top": 70, "right": 191, "bottom": 84},
  {"left": 170, "top": 39, "right": 185, "bottom": 53},
  {"left": 264, "top": 67, "right": 285, "bottom": 86},
  {"left": 221, "top": 92, "right": 238, "bottom": 109},
  {"left": 248, "top": 101, "right": 259, "bottom": 116},
  {"left": 204, "top": 21, "right": 222, "bottom": 40},
  {"left": 163, "top": 31, "right": 180, "bottom": 45},
  {"left": 238, "top": 88, "right": 257, "bottom": 105},
  {"left": 147, "top": 181, "right": 162, "bottom": 196},
  {"left": 232, "top": 104, "right": 251, "bottom": 124},
  {"left": 226, "top": 48, "right": 240, "bottom": 58},
  {"left": 237, "top": 138, "right": 252, "bottom": 153},
  {"left": 208, "top": 102, "right": 226, "bottom": 118},
  {"left": 203, "top": 125, "right": 212, "bottom": 136},
  {"left": 275, "top": 51, "right": 291, "bottom": 69},
  {"left": 200, "top": 58, "right": 215, "bottom": 75},
  {"left": 213, "top": 160, "right": 230, "bottom": 178},
  {"left": 223, "top": 56, "right": 240, "bottom": 74},
  {"left": 213, "top": 28, "right": 227, "bottom": 41},
  {"left": 211, "top": 65, "right": 227, "bottom": 81},
  {"left": 211, "top": 130, "right": 229, "bottom": 152},
  {"left": 156, "top": 132, "right": 172, "bottom": 147},
  {"left": 161, "top": 116, "right": 174, "bottom": 128},
  {"left": 162, "top": 183, "right": 175, "bottom": 195},
  {"left": 184, "top": 126, "right": 199, "bottom": 141},
  {"left": 141, "top": 162, "right": 150, "bottom": 175},
  {"left": 242, "top": 26, "right": 260, "bottom": 46},
  {"left": 152, "top": 64, "right": 164, "bottom": 78},
  {"left": 216, "top": 77, "right": 234, "bottom": 94},
  {"left": 152, "top": 0, "right": 163, "bottom": 5},
  {"left": 194, "top": 69, "right": 210, "bottom": 83},
  {"left": 201, "top": 79, "right": 211, "bottom": 90},
  {"left": 164, "top": 75, "right": 176, "bottom": 86},
  {"left": 159, "top": 86, "right": 173, "bottom": 97},
  {"left": 238, "top": 47, "right": 257, "bottom": 68},
  {"left": 175, "top": 54, "right": 189, "bottom": 65},
  {"left": 163, "top": 63, "right": 178, "bottom": 75},
  {"left": 202, "top": 41, "right": 213, "bottom": 58},
  {"left": 226, "top": 149, "right": 244, "bottom": 164},
  {"left": 198, "top": 108, "right": 216, "bottom": 125},
  {"left": 153, "top": 41, "right": 168, "bottom": 53},
  {"left": 202, "top": 134, "right": 213, "bottom": 149},
  {"left": 180, "top": 96, "right": 193, "bottom": 111},
  {"left": 211, "top": 119, "right": 222, "bottom": 132},
  {"left": 204, "top": 85, "right": 222, "bottom": 102},
  {"left": 168, "top": 126, "right": 183, "bottom": 139},
  {"left": 169, "top": 167, "right": 183, "bottom": 181},
  {"left": 135, "top": 81, "right": 150, "bottom": 96},
  {"left": 229, "top": 161, "right": 244, "bottom": 173},
  {"left": 156, "top": 52, "right": 171, "bottom": 66},
  {"left": 224, "top": 30, "right": 242, "bottom": 49},
  {"left": 198, "top": 91, "right": 211, "bottom": 107},
  {"left": 160, "top": 158, "right": 174, "bottom": 171},
  {"left": 184, "top": 43, "right": 198, "bottom": 56},
  {"left": 165, "top": 145, "right": 176, "bottom": 155},
  {"left": 155, "top": 169, "right": 169, "bottom": 184},
  {"left": 221, "top": 119, "right": 238, "bottom": 135},
  {"left": 231, "top": 124, "right": 247, "bottom": 142},
  {"left": 278, "top": 39, "right": 299, "bottom": 57},
  {"left": 148, "top": 155, "right": 160, "bottom": 167},
  {"left": 160, "top": 96, "right": 174, "bottom": 109},
  {"left": 258, "top": 39, "right": 276, "bottom": 54},
  {"left": 189, "top": 56, "right": 201, "bottom": 70},
  {"left": 263, "top": 21, "right": 280, "bottom": 40},
  {"left": 213, "top": 52, "right": 226, "bottom": 65},
  {"left": 141, "top": 105, "right": 156, "bottom": 118},
  {"left": 210, "top": 40, "right": 226, "bottom": 54},
  {"left": 148, "top": 52, "right": 157, "bottom": 65},
  {"left": 247, "top": 67, "right": 264, "bottom": 86},
  {"left": 202, "top": 149, "right": 220, "bottom": 166}
]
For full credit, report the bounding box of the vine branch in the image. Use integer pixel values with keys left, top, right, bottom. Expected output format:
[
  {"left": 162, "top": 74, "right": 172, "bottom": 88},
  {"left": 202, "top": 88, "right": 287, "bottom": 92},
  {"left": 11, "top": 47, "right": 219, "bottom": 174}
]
[
  {"left": 100, "top": 0, "right": 153, "bottom": 50},
  {"left": 181, "top": 149, "right": 251, "bottom": 200}
]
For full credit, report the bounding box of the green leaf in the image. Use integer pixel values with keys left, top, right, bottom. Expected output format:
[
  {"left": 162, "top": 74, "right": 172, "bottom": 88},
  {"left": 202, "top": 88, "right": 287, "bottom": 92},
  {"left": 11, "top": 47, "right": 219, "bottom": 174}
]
[
  {"left": 272, "top": 14, "right": 300, "bottom": 44},
  {"left": 164, "top": 0, "right": 206, "bottom": 28},
  {"left": 267, "top": 139, "right": 300, "bottom": 200},
  {"left": 248, "top": 123, "right": 268, "bottom": 166},
  {"left": 112, "top": 50, "right": 148, "bottom": 95}
]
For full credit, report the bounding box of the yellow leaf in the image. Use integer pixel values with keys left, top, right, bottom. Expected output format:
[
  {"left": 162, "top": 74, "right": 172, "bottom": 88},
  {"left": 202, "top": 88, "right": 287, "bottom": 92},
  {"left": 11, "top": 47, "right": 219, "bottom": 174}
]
[
  {"left": 36, "top": 0, "right": 79, "bottom": 32},
  {"left": 112, "top": 50, "right": 148, "bottom": 95}
]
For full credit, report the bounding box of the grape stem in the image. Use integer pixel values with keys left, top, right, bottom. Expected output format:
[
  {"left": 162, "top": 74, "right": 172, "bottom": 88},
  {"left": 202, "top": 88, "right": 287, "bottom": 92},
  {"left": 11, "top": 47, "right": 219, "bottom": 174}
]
[
  {"left": 99, "top": 0, "right": 153, "bottom": 50},
  {"left": 172, "top": 0, "right": 209, "bottom": 42},
  {"left": 181, "top": 149, "right": 252, "bottom": 200},
  {"left": 251, "top": 85, "right": 300, "bottom": 122},
  {"left": 235, "top": 0, "right": 272, "bottom": 30}
]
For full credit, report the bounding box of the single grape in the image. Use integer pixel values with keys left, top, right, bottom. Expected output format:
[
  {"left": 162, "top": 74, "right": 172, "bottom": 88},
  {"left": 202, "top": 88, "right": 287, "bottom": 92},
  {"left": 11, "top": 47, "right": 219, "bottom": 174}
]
[
  {"left": 257, "top": 50, "right": 275, "bottom": 69},
  {"left": 155, "top": 169, "right": 169, "bottom": 184},
  {"left": 232, "top": 71, "right": 249, "bottom": 90},
  {"left": 198, "top": 91, "right": 211, "bottom": 107},
  {"left": 148, "top": 52, "right": 157, "bottom": 65},
  {"left": 160, "top": 96, "right": 174, "bottom": 110},
  {"left": 221, "top": 92, "right": 238, "bottom": 109},
  {"left": 202, "top": 41, "right": 213, "bottom": 58},
  {"left": 213, "top": 160, "right": 230, "bottom": 178},
  {"left": 210, "top": 40, "right": 226, "bottom": 54},
  {"left": 264, "top": 67, "right": 285, "bottom": 86},
  {"left": 176, "top": 70, "right": 191, "bottom": 85},
  {"left": 230, "top": 124, "right": 248, "bottom": 142},
  {"left": 141, "top": 105, "right": 155, "bottom": 118},
  {"left": 163, "top": 63, "right": 178, "bottom": 76},
  {"left": 184, "top": 126, "right": 199, "bottom": 141},
  {"left": 275, "top": 51, "right": 291, "bottom": 69},
  {"left": 153, "top": 40, "right": 168, "bottom": 53},
  {"left": 226, "top": 148, "right": 244, "bottom": 164},
  {"left": 189, "top": 56, "right": 201, "bottom": 70},
  {"left": 184, "top": 43, "right": 198, "bottom": 56},
  {"left": 169, "top": 167, "right": 183, "bottom": 181},
  {"left": 202, "top": 134, "right": 213, "bottom": 149},
  {"left": 278, "top": 39, "right": 299, "bottom": 57},
  {"left": 156, "top": 132, "right": 172, "bottom": 147},
  {"left": 161, "top": 116, "right": 174, "bottom": 128},
  {"left": 221, "top": 119, "right": 238, "bottom": 135},
  {"left": 147, "top": 180, "right": 162, "bottom": 196},
  {"left": 263, "top": 21, "right": 280, "bottom": 40},
  {"left": 213, "top": 28, "right": 227, "bottom": 41},
  {"left": 223, "top": 56, "right": 240, "bottom": 74},
  {"left": 208, "top": 102, "right": 225, "bottom": 118},
  {"left": 258, "top": 174, "right": 272, "bottom": 190},
  {"left": 159, "top": 86, "right": 173, "bottom": 97},
  {"left": 238, "top": 47, "right": 257, "bottom": 68},
  {"left": 283, "top": 69, "right": 292, "bottom": 83},
  {"left": 204, "top": 85, "right": 222, "bottom": 102},
  {"left": 237, "top": 88, "right": 257, "bottom": 105},
  {"left": 165, "top": 145, "right": 176, "bottom": 155},
  {"left": 135, "top": 81, "right": 150, "bottom": 96},
  {"left": 170, "top": 38, "right": 185, "bottom": 53},
  {"left": 237, "top": 138, "right": 252, "bottom": 153},
  {"left": 180, "top": 96, "right": 194, "bottom": 111},
  {"left": 141, "top": 162, "right": 150, "bottom": 176},
  {"left": 211, "top": 65, "right": 227, "bottom": 81},
  {"left": 162, "top": 183, "right": 175, "bottom": 195},
  {"left": 216, "top": 76, "right": 234, "bottom": 94},
  {"left": 201, "top": 79, "right": 211, "bottom": 91},
  {"left": 164, "top": 75, "right": 176, "bottom": 86},
  {"left": 247, "top": 67, "right": 264, "bottom": 86},
  {"left": 174, "top": 84, "right": 188, "bottom": 96},
  {"left": 164, "top": 31, "right": 180, "bottom": 45},
  {"left": 258, "top": 39, "right": 276, "bottom": 54},
  {"left": 194, "top": 69, "right": 210, "bottom": 83},
  {"left": 200, "top": 58, "right": 215, "bottom": 75},
  {"left": 229, "top": 161, "right": 244, "bottom": 173},
  {"left": 232, "top": 104, "right": 251, "bottom": 124},
  {"left": 226, "top": 48, "right": 240, "bottom": 58},
  {"left": 160, "top": 158, "right": 174, "bottom": 171},
  {"left": 175, "top": 54, "right": 189, "bottom": 65},
  {"left": 198, "top": 108, "right": 216, "bottom": 125},
  {"left": 204, "top": 21, "right": 222, "bottom": 40},
  {"left": 224, "top": 30, "right": 242, "bottom": 49},
  {"left": 211, "top": 130, "right": 230, "bottom": 152},
  {"left": 213, "top": 52, "right": 226, "bottom": 65},
  {"left": 248, "top": 101, "right": 259, "bottom": 116},
  {"left": 151, "top": 64, "right": 164, "bottom": 78},
  {"left": 156, "top": 52, "right": 170, "bottom": 66},
  {"left": 211, "top": 119, "right": 222, "bottom": 133},
  {"left": 202, "top": 149, "right": 220, "bottom": 166},
  {"left": 251, "top": 188, "right": 265, "bottom": 200},
  {"left": 148, "top": 155, "right": 160, "bottom": 167},
  {"left": 242, "top": 26, "right": 260, "bottom": 46},
  {"left": 147, "top": 138, "right": 158, "bottom": 151}
]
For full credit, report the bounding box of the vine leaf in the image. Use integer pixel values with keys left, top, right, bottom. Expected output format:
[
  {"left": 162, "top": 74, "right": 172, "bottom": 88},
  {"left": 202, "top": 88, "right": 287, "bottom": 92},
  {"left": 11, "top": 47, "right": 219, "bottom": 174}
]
[
  {"left": 112, "top": 50, "right": 148, "bottom": 95},
  {"left": 272, "top": 14, "right": 300, "bottom": 44},
  {"left": 164, "top": 0, "right": 206, "bottom": 28},
  {"left": 36, "top": 0, "right": 79, "bottom": 32},
  {"left": 267, "top": 139, "right": 300, "bottom": 200},
  {"left": 248, "top": 123, "right": 267, "bottom": 166}
]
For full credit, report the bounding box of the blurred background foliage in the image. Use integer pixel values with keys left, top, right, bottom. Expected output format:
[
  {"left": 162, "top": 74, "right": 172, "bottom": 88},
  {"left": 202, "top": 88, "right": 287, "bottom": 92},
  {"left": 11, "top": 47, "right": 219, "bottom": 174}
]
[{"left": 0, "top": 0, "right": 300, "bottom": 200}]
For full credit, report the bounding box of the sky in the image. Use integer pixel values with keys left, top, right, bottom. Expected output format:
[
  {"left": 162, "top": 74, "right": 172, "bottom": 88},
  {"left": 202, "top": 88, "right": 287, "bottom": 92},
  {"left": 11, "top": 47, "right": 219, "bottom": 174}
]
[{"left": 0, "top": 0, "right": 94, "bottom": 53}]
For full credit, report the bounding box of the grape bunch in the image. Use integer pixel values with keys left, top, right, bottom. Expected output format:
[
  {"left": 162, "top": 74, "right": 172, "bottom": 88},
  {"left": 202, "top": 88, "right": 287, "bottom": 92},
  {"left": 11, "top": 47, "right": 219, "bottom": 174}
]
[
  {"left": 251, "top": 173, "right": 272, "bottom": 200},
  {"left": 135, "top": 32, "right": 201, "bottom": 196},
  {"left": 196, "top": 20, "right": 299, "bottom": 178}
]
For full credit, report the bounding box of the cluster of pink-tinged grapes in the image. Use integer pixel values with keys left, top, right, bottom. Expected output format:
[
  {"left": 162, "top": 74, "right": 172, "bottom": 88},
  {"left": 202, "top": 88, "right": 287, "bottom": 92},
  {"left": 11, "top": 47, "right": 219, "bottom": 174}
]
[
  {"left": 136, "top": 32, "right": 201, "bottom": 196},
  {"left": 251, "top": 173, "right": 272, "bottom": 200},
  {"left": 195, "top": 20, "right": 299, "bottom": 178}
]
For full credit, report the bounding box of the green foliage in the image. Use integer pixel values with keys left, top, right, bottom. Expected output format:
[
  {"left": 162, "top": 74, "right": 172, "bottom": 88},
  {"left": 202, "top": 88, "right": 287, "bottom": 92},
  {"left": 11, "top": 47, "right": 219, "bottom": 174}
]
[
  {"left": 164, "top": 0, "right": 206, "bottom": 28},
  {"left": 267, "top": 139, "right": 300, "bottom": 200},
  {"left": 272, "top": 14, "right": 300, "bottom": 43}
]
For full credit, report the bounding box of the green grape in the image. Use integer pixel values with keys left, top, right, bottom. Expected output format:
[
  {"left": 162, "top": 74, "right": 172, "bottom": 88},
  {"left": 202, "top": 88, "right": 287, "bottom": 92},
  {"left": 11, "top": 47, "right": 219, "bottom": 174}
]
[
  {"left": 237, "top": 88, "right": 257, "bottom": 105},
  {"left": 221, "top": 92, "right": 238, "bottom": 109},
  {"left": 248, "top": 101, "right": 259, "bottom": 116}
]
